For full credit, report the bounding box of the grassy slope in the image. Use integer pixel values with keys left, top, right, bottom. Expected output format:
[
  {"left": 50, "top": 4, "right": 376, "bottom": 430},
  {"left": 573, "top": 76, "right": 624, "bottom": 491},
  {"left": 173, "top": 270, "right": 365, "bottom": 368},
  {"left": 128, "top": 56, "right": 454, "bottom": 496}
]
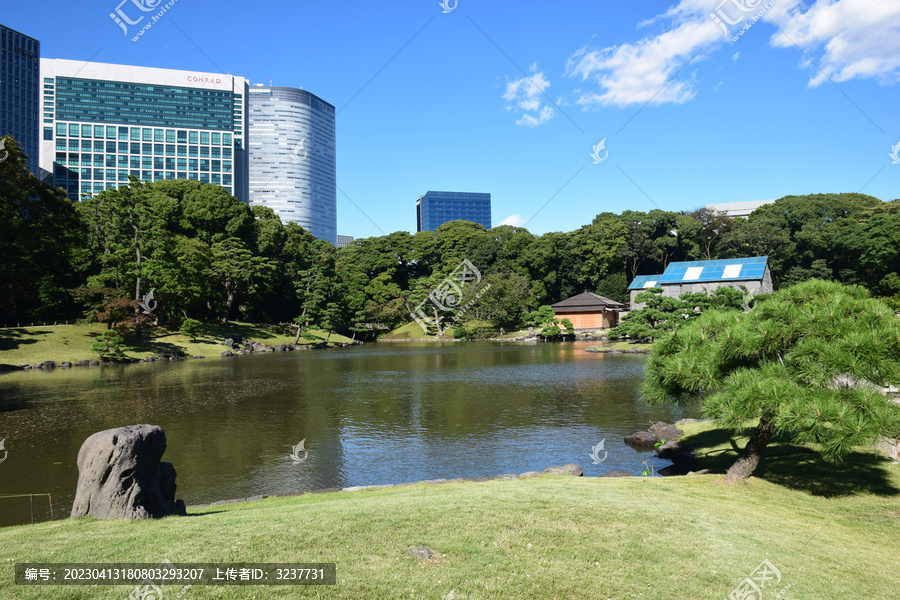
[
  {"left": 599, "top": 340, "right": 655, "bottom": 352},
  {"left": 379, "top": 322, "right": 549, "bottom": 341},
  {"left": 1, "top": 423, "right": 898, "bottom": 599},
  {"left": 0, "top": 323, "right": 352, "bottom": 366},
  {"left": 379, "top": 322, "right": 443, "bottom": 340}
]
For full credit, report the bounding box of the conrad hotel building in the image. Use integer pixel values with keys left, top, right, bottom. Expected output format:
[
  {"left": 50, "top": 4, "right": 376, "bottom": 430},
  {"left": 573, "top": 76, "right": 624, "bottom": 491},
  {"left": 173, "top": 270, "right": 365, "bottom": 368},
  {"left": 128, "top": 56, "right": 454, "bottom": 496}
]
[{"left": 39, "top": 59, "right": 249, "bottom": 201}]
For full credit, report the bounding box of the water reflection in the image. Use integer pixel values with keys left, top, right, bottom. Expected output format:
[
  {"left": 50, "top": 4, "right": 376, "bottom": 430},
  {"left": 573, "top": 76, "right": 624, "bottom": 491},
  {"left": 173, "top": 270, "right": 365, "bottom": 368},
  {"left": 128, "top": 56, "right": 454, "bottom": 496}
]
[{"left": 0, "top": 342, "right": 696, "bottom": 527}]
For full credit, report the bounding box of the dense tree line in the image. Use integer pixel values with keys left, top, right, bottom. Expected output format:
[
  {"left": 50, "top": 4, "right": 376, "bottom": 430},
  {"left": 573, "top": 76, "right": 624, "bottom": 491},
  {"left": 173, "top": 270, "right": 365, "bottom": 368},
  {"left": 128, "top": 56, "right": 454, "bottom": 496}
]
[{"left": 2, "top": 135, "right": 898, "bottom": 336}]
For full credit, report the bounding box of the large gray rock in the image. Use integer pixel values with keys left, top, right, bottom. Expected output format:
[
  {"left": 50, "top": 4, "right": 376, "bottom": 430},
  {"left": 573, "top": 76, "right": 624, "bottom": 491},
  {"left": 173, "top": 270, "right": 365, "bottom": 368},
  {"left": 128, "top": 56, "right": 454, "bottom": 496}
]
[
  {"left": 541, "top": 464, "right": 584, "bottom": 476},
  {"left": 650, "top": 421, "right": 684, "bottom": 441},
  {"left": 70, "top": 425, "right": 186, "bottom": 520},
  {"left": 623, "top": 431, "right": 657, "bottom": 447},
  {"left": 624, "top": 422, "right": 685, "bottom": 447}
]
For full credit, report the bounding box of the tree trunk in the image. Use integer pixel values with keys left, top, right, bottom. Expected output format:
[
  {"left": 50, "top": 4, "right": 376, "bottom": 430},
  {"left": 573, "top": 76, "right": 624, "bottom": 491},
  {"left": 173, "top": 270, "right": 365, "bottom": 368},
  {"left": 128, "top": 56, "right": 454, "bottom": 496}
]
[
  {"left": 294, "top": 323, "right": 303, "bottom": 345},
  {"left": 725, "top": 415, "right": 776, "bottom": 481},
  {"left": 221, "top": 283, "right": 235, "bottom": 325},
  {"left": 133, "top": 218, "right": 143, "bottom": 340}
]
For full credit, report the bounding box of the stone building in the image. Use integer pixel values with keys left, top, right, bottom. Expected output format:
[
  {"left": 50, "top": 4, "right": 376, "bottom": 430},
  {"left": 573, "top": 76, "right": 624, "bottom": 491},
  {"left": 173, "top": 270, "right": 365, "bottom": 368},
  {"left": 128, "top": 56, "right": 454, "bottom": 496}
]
[{"left": 628, "top": 256, "right": 773, "bottom": 309}]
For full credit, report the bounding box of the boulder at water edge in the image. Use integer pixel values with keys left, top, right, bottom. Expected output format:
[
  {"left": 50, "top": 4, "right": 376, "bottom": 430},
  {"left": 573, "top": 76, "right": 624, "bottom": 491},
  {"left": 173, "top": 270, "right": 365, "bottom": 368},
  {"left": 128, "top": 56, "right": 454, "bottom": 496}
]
[{"left": 70, "top": 424, "right": 186, "bottom": 519}]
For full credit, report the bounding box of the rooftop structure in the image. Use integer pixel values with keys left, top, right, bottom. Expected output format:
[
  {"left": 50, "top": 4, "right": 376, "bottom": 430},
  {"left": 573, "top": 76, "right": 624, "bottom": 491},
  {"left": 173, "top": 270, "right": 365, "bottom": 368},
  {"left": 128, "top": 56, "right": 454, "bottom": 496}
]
[
  {"left": 705, "top": 199, "right": 776, "bottom": 218},
  {"left": 628, "top": 256, "right": 772, "bottom": 308},
  {"left": 551, "top": 291, "right": 625, "bottom": 329}
]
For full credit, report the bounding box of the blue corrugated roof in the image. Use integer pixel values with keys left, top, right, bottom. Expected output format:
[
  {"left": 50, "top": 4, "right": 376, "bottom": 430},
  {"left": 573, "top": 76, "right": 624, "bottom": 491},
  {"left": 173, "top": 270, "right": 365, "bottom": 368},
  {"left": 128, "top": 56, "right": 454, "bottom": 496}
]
[
  {"left": 627, "top": 274, "right": 664, "bottom": 290},
  {"left": 658, "top": 256, "right": 768, "bottom": 284}
]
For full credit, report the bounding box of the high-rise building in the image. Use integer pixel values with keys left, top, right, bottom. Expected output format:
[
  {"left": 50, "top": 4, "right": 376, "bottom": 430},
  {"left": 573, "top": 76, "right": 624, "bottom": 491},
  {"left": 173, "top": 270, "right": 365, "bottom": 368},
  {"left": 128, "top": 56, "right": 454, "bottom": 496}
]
[
  {"left": 1, "top": 24, "right": 40, "bottom": 176},
  {"left": 39, "top": 59, "right": 249, "bottom": 201},
  {"left": 416, "top": 191, "right": 491, "bottom": 232},
  {"left": 248, "top": 85, "right": 336, "bottom": 245},
  {"left": 336, "top": 235, "right": 354, "bottom": 248}
]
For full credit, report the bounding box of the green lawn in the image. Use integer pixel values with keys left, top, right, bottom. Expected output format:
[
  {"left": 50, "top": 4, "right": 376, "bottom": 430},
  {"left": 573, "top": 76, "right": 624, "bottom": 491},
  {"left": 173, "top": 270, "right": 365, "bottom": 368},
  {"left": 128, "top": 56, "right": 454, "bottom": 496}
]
[
  {"left": 0, "top": 322, "right": 352, "bottom": 366},
  {"left": 1, "top": 422, "right": 898, "bottom": 599},
  {"left": 379, "top": 321, "right": 445, "bottom": 340}
]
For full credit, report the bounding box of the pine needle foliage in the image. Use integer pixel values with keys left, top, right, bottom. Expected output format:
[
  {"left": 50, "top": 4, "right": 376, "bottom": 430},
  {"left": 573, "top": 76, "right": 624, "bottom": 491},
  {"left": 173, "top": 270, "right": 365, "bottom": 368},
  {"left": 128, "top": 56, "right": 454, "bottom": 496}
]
[{"left": 643, "top": 279, "right": 900, "bottom": 479}]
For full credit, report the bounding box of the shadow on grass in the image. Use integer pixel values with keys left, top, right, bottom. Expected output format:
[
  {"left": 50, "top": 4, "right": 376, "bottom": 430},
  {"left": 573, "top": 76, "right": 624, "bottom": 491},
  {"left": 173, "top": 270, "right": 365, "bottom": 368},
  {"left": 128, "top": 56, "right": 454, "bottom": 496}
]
[
  {"left": 126, "top": 339, "right": 187, "bottom": 357},
  {"left": 682, "top": 428, "right": 900, "bottom": 498},
  {"left": 0, "top": 329, "right": 48, "bottom": 351}
]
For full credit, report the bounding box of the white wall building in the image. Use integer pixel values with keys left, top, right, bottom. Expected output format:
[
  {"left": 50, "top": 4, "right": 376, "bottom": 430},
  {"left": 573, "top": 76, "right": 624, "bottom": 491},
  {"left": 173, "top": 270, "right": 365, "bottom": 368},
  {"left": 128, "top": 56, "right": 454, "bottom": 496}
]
[
  {"left": 39, "top": 59, "right": 249, "bottom": 201},
  {"left": 705, "top": 199, "right": 776, "bottom": 218}
]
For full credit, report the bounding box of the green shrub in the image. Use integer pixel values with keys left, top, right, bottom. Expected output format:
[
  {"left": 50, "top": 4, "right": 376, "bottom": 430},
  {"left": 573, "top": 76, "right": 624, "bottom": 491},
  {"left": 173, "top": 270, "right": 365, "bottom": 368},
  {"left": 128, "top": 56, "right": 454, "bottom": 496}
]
[
  {"left": 91, "top": 330, "right": 124, "bottom": 360},
  {"left": 180, "top": 318, "right": 204, "bottom": 342}
]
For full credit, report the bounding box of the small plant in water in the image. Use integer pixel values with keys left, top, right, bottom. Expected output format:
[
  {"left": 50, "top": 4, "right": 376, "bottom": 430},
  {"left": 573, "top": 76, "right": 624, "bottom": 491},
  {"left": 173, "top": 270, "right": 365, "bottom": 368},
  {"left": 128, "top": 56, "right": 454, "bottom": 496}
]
[{"left": 640, "top": 460, "right": 655, "bottom": 477}]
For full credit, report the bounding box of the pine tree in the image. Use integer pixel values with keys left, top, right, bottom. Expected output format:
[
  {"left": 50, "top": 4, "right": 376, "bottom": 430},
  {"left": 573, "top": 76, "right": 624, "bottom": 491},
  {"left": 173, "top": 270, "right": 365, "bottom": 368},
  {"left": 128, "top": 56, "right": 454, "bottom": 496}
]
[{"left": 642, "top": 279, "right": 900, "bottom": 481}]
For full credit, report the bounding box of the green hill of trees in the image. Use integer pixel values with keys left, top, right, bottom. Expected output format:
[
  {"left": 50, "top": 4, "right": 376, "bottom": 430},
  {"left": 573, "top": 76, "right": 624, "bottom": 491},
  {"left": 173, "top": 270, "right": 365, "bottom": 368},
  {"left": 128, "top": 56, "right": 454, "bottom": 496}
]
[{"left": 2, "top": 135, "right": 898, "bottom": 338}]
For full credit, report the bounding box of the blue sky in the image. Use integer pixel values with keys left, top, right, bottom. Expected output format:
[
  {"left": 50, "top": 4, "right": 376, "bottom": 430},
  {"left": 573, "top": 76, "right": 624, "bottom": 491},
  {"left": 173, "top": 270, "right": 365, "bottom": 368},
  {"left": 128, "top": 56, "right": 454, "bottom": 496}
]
[{"left": 4, "top": 0, "right": 899, "bottom": 239}]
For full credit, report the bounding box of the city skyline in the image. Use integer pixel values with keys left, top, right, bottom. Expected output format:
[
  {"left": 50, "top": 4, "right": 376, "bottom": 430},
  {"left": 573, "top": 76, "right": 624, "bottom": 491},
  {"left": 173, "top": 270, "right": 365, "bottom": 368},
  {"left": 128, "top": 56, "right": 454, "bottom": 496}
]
[
  {"left": 417, "top": 190, "right": 492, "bottom": 232},
  {"left": 248, "top": 85, "right": 337, "bottom": 244},
  {"left": 0, "top": 24, "right": 40, "bottom": 176},
  {"left": 1, "top": 1, "right": 898, "bottom": 240},
  {"left": 39, "top": 58, "right": 249, "bottom": 203}
]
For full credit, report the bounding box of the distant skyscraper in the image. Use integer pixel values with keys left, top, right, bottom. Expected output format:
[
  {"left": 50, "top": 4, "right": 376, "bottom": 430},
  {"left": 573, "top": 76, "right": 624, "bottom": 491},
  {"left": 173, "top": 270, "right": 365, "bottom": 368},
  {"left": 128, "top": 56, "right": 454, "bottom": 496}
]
[
  {"left": 248, "top": 86, "right": 336, "bottom": 245},
  {"left": 39, "top": 59, "right": 249, "bottom": 201},
  {"left": 1, "top": 24, "right": 40, "bottom": 176},
  {"left": 416, "top": 191, "right": 491, "bottom": 232},
  {"left": 336, "top": 235, "right": 354, "bottom": 248}
]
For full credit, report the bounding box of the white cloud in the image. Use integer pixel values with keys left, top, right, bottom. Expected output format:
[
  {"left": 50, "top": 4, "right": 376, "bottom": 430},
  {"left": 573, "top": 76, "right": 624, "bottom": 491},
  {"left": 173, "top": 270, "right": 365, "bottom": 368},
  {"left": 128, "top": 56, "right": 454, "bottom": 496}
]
[
  {"left": 499, "top": 214, "right": 528, "bottom": 227},
  {"left": 565, "top": 0, "right": 900, "bottom": 108},
  {"left": 516, "top": 105, "right": 555, "bottom": 128},
  {"left": 503, "top": 64, "right": 556, "bottom": 127},
  {"left": 766, "top": 0, "right": 900, "bottom": 87},
  {"left": 565, "top": 9, "right": 723, "bottom": 108}
]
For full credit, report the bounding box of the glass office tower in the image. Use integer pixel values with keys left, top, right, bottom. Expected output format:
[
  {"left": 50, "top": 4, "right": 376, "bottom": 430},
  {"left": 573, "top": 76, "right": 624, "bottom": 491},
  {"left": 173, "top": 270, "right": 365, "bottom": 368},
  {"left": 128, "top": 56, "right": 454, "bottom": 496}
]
[
  {"left": 39, "top": 59, "right": 249, "bottom": 201},
  {"left": 248, "top": 85, "right": 337, "bottom": 245},
  {"left": 1, "top": 24, "right": 40, "bottom": 176},
  {"left": 416, "top": 191, "right": 492, "bottom": 232}
]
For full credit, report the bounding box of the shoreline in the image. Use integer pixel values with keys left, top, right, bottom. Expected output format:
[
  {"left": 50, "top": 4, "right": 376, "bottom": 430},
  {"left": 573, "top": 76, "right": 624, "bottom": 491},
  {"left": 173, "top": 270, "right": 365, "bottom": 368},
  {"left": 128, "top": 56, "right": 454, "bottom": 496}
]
[
  {"left": 185, "top": 463, "right": 691, "bottom": 510},
  {"left": 0, "top": 339, "right": 361, "bottom": 373},
  {"left": 1, "top": 335, "right": 647, "bottom": 374}
]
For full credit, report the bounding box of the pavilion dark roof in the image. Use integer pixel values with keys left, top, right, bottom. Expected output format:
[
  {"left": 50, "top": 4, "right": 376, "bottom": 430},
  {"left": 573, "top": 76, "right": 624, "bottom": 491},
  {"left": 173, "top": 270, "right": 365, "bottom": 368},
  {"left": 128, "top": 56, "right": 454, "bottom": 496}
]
[{"left": 551, "top": 291, "right": 625, "bottom": 312}]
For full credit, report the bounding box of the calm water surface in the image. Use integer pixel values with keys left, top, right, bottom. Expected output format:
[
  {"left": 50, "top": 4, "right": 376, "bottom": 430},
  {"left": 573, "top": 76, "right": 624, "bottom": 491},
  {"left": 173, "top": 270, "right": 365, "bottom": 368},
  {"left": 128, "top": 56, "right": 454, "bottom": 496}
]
[{"left": 0, "top": 341, "right": 697, "bottom": 527}]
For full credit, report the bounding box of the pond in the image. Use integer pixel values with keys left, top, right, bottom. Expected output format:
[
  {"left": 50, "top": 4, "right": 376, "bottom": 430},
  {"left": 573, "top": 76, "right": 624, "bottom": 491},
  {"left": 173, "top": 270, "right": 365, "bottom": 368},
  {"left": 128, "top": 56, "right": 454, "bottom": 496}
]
[{"left": 0, "top": 341, "right": 698, "bottom": 527}]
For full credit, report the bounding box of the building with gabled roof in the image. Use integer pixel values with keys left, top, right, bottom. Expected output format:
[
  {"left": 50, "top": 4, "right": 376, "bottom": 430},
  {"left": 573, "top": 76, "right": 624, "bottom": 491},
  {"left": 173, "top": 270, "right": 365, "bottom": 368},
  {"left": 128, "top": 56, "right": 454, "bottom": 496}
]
[
  {"left": 551, "top": 291, "right": 625, "bottom": 329},
  {"left": 627, "top": 256, "right": 772, "bottom": 309}
]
